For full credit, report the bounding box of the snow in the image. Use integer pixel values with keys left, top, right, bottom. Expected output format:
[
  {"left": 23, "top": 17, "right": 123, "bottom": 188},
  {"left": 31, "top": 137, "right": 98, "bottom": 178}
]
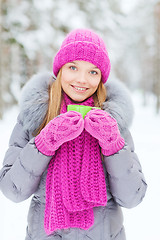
[
  {"left": 121, "top": 0, "right": 138, "bottom": 13},
  {"left": 0, "top": 92, "right": 160, "bottom": 240},
  {"left": 124, "top": 92, "right": 160, "bottom": 240}
]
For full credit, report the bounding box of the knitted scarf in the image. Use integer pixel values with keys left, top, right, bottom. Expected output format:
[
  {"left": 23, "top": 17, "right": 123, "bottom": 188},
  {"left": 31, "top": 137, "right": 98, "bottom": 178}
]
[{"left": 44, "top": 93, "right": 107, "bottom": 235}]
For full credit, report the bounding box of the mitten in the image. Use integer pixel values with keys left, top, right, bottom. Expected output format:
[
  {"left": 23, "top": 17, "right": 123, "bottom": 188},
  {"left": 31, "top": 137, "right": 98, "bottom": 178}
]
[
  {"left": 84, "top": 109, "right": 125, "bottom": 156},
  {"left": 35, "top": 111, "right": 84, "bottom": 156}
]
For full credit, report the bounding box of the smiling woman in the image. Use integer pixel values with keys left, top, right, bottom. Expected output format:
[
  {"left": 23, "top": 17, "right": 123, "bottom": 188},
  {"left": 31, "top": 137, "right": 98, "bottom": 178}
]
[
  {"left": 40, "top": 60, "right": 106, "bottom": 133},
  {"left": 61, "top": 61, "right": 102, "bottom": 102},
  {"left": 0, "top": 28, "right": 147, "bottom": 240}
]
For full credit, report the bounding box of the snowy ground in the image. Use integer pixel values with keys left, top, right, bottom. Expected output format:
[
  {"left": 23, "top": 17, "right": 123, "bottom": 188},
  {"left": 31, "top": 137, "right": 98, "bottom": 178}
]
[{"left": 0, "top": 91, "right": 160, "bottom": 240}]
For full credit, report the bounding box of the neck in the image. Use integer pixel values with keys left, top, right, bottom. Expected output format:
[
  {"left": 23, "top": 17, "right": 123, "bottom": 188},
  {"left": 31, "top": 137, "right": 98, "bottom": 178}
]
[{"left": 63, "top": 92, "right": 95, "bottom": 107}]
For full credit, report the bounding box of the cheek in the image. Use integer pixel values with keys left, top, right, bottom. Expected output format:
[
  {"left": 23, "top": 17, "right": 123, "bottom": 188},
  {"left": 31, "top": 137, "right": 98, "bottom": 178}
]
[
  {"left": 61, "top": 69, "right": 71, "bottom": 85},
  {"left": 61, "top": 75, "right": 71, "bottom": 89},
  {"left": 89, "top": 79, "right": 101, "bottom": 90}
]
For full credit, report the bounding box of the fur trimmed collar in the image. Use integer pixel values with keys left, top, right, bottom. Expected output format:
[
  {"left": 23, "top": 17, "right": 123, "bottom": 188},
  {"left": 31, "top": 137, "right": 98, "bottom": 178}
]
[{"left": 19, "top": 72, "right": 134, "bottom": 134}]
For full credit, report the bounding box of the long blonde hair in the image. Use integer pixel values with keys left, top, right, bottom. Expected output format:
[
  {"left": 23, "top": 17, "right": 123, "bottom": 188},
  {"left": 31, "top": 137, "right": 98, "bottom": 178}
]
[{"left": 35, "top": 70, "right": 107, "bottom": 135}]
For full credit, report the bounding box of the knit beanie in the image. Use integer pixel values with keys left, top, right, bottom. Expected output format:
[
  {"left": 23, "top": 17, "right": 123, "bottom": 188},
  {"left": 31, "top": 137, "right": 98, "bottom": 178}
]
[{"left": 53, "top": 29, "right": 111, "bottom": 83}]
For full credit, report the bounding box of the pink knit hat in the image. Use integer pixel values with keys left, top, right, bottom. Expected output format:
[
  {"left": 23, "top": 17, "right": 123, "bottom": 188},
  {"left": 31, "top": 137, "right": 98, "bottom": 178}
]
[{"left": 53, "top": 29, "right": 111, "bottom": 83}]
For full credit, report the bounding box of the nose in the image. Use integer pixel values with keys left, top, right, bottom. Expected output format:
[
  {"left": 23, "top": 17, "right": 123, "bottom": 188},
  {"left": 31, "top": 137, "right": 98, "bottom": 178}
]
[{"left": 76, "top": 71, "right": 87, "bottom": 85}]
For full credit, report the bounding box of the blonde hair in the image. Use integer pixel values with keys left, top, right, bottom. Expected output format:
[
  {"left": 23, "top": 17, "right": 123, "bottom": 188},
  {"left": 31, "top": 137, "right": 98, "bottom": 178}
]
[{"left": 35, "top": 70, "right": 107, "bottom": 135}]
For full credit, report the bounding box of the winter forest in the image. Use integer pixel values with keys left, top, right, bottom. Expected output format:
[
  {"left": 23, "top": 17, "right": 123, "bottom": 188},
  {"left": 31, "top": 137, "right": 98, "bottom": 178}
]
[{"left": 0, "top": 0, "right": 160, "bottom": 118}]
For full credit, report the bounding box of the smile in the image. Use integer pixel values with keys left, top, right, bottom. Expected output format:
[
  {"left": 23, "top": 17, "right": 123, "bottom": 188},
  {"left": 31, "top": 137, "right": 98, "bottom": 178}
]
[{"left": 72, "top": 85, "right": 88, "bottom": 92}]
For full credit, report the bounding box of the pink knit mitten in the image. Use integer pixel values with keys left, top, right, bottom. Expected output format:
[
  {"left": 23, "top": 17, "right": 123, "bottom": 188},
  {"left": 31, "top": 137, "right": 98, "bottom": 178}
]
[
  {"left": 84, "top": 109, "right": 125, "bottom": 156},
  {"left": 35, "top": 111, "right": 84, "bottom": 156}
]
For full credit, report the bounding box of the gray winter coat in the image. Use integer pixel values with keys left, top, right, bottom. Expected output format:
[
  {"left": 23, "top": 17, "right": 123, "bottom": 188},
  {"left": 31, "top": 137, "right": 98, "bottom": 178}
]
[{"left": 0, "top": 72, "right": 147, "bottom": 240}]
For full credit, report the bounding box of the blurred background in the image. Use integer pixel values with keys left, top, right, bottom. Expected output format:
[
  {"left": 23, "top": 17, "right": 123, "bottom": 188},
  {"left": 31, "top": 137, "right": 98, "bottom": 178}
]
[
  {"left": 0, "top": 0, "right": 160, "bottom": 240},
  {"left": 0, "top": 0, "right": 160, "bottom": 118}
]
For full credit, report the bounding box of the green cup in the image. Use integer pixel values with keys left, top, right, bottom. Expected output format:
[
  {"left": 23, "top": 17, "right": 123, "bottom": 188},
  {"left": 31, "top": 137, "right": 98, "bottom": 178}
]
[{"left": 67, "top": 105, "right": 100, "bottom": 119}]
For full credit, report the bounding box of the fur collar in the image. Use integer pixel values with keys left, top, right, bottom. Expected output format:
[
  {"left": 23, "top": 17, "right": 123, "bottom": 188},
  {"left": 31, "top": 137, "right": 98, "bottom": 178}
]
[{"left": 19, "top": 72, "right": 134, "bottom": 134}]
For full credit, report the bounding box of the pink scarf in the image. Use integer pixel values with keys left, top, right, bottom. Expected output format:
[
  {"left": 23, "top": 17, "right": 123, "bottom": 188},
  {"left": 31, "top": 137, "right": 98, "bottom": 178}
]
[{"left": 44, "top": 93, "right": 107, "bottom": 235}]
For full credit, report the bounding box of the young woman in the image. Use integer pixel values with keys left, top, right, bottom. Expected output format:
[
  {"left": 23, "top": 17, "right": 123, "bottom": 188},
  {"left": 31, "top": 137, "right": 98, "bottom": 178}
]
[{"left": 0, "top": 29, "right": 147, "bottom": 240}]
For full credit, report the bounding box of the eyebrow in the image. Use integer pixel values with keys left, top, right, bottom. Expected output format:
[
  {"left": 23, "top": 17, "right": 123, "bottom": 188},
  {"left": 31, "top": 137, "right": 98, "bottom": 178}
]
[
  {"left": 92, "top": 67, "right": 99, "bottom": 69},
  {"left": 68, "top": 61, "right": 76, "bottom": 64}
]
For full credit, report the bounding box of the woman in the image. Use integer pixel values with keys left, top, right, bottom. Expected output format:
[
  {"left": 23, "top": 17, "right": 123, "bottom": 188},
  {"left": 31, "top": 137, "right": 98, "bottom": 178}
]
[{"left": 0, "top": 29, "right": 147, "bottom": 240}]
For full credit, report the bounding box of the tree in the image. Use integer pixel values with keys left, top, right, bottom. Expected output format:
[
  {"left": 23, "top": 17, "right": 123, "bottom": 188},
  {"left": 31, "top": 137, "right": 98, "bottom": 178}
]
[
  {"left": 0, "top": 0, "right": 160, "bottom": 118},
  {"left": 153, "top": 1, "right": 160, "bottom": 113}
]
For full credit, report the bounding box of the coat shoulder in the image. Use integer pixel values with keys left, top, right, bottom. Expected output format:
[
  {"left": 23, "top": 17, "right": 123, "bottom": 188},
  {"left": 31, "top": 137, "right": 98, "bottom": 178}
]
[{"left": 19, "top": 72, "right": 53, "bottom": 133}]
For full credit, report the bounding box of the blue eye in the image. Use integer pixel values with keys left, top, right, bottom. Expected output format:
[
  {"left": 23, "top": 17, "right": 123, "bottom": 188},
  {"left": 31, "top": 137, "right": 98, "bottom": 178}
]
[
  {"left": 90, "top": 70, "right": 97, "bottom": 75},
  {"left": 70, "top": 66, "right": 77, "bottom": 71}
]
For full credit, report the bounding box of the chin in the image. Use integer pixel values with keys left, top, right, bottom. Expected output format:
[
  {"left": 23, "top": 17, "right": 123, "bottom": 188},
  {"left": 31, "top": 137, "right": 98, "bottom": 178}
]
[{"left": 69, "top": 94, "right": 87, "bottom": 103}]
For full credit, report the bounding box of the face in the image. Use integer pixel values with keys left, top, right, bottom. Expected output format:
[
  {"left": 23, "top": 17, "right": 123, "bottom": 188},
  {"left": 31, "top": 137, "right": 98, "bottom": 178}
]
[{"left": 61, "top": 60, "right": 101, "bottom": 102}]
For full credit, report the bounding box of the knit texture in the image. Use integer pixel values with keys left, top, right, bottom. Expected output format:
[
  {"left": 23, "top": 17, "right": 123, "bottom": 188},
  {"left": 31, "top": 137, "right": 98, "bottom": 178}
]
[
  {"left": 53, "top": 29, "right": 111, "bottom": 83},
  {"left": 44, "top": 94, "right": 107, "bottom": 235},
  {"left": 35, "top": 111, "right": 84, "bottom": 156},
  {"left": 85, "top": 109, "right": 125, "bottom": 156}
]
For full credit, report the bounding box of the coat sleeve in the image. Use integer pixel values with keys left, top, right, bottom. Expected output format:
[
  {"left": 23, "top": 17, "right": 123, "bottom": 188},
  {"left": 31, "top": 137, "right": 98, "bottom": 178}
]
[
  {"left": 0, "top": 115, "right": 52, "bottom": 203},
  {"left": 104, "top": 129, "right": 147, "bottom": 208}
]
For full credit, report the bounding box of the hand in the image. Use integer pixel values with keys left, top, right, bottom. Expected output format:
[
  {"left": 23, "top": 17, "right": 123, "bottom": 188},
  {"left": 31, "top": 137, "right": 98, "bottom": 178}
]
[
  {"left": 84, "top": 109, "right": 125, "bottom": 156},
  {"left": 35, "top": 111, "right": 84, "bottom": 155}
]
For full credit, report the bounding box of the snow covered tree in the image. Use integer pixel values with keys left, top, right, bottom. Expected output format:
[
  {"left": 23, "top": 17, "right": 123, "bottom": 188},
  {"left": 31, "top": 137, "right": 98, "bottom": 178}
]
[
  {"left": 153, "top": 1, "right": 160, "bottom": 113},
  {"left": 0, "top": 0, "right": 18, "bottom": 118},
  {"left": 0, "top": 0, "right": 160, "bottom": 118}
]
